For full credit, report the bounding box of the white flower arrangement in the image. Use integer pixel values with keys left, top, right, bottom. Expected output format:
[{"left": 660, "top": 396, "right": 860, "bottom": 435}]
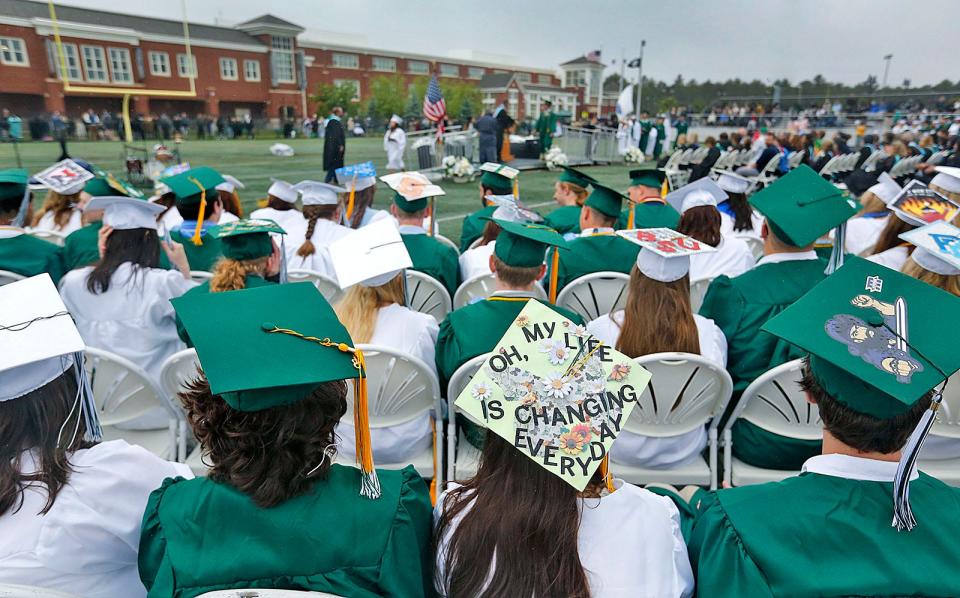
[
  {"left": 544, "top": 146, "right": 569, "bottom": 171},
  {"left": 443, "top": 156, "right": 475, "bottom": 181},
  {"left": 624, "top": 146, "right": 645, "bottom": 164}
]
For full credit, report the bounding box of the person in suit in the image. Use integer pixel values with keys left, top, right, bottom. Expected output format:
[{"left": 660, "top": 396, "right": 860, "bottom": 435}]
[
  {"left": 323, "top": 107, "right": 346, "bottom": 183},
  {"left": 475, "top": 111, "right": 498, "bottom": 164},
  {"left": 688, "top": 137, "right": 722, "bottom": 182}
]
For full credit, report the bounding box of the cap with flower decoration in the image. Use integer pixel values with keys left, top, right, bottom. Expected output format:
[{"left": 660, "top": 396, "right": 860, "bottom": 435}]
[{"left": 381, "top": 171, "right": 445, "bottom": 213}]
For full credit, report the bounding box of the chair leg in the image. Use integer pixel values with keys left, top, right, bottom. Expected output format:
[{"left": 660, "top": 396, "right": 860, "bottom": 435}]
[
  {"left": 722, "top": 429, "right": 733, "bottom": 487},
  {"left": 708, "top": 428, "right": 718, "bottom": 491},
  {"left": 446, "top": 417, "right": 457, "bottom": 487}
]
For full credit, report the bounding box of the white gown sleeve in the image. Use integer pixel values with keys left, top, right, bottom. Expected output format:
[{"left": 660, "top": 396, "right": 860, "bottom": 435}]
[{"left": 145, "top": 269, "right": 198, "bottom": 335}]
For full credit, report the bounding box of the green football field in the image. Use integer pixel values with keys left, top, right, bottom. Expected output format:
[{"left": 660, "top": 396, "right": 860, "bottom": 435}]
[{"left": 0, "top": 136, "right": 641, "bottom": 244}]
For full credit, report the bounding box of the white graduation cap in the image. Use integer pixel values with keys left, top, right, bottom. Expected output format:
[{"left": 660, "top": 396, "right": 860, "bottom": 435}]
[
  {"left": 326, "top": 218, "right": 412, "bottom": 288},
  {"left": 215, "top": 174, "right": 245, "bottom": 194},
  {"left": 486, "top": 194, "right": 543, "bottom": 223},
  {"left": 380, "top": 171, "right": 446, "bottom": 201},
  {"left": 617, "top": 227, "right": 717, "bottom": 282},
  {"left": 867, "top": 172, "right": 902, "bottom": 204},
  {"left": 478, "top": 162, "right": 519, "bottom": 180},
  {"left": 85, "top": 196, "right": 165, "bottom": 230},
  {"left": 390, "top": 114, "right": 403, "bottom": 125},
  {"left": 665, "top": 177, "right": 728, "bottom": 214},
  {"left": 714, "top": 170, "right": 751, "bottom": 194},
  {"left": 931, "top": 166, "right": 960, "bottom": 194},
  {"left": 294, "top": 180, "right": 347, "bottom": 206},
  {"left": 267, "top": 179, "right": 298, "bottom": 203},
  {"left": 900, "top": 220, "right": 960, "bottom": 276},
  {"left": 34, "top": 159, "right": 94, "bottom": 195}
]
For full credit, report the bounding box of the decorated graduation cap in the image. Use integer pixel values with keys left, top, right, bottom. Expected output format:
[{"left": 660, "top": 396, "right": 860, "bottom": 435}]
[
  {"left": 172, "top": 282, "right": 381, "bottom": 498},
  {"left": 714, "top": 170, "right": 751, "bottom": 195},
  {"left": 294, "top": 181, "right": 347, "bottom": 206},
  {"left": 628, "top": 168, "right": 665, "bottom": 189},
  {"left": 85, "top": 196, "right": 165, "bottom": 230},
  {"left": 327, "top": 218, "right": 411, "bottom": 288},
  {"left": 558, "top": 165, "right": 596, "bottom": 189},
  {"left": 479, "top": 162, "right": 519, "bottom": 196},
  {"left": 0, "top": 168, "right": 30, "bottom": 228},
  {"left": 163, "top": 166, "right": 226, "bottom": 245},
  {"left": 763, "top": 256, "right": 960, "bottom": 531},
  {"left": 664, "top": 177, "right": 727, "bottom": 214},
  {"left": 0, "top": 274, "right": 100, "bottom": 440},
  {"left": 214, "top": 218, "right": 286, "bottom": 263},
  {"left": 584, "top": 183, "right": 627, "bottom": 219},
  {"left": 616, "top": 228, "right": 717, "bottom": 282},
  {"left": 381, "top": 171, "right": 445, "bottom": 214},
  {"left": 930, "top": 166, "right": 960, "bottom": 194},
  {"left": 336, "top": 162, "right": 378, "bottom": 221},
  {"left": 454, "top": 299, "right": 651, "bottom": 491},
  {"left": 885, "top": 180, "right": 959, "bottom": 227},
  {"left": 86, "top": 163, "right": 145, "bottom": 199},
  {"left": 267, "top": 179, "right": 298, "bottom": 204},
  {"left": 867, "top": 172, "right": 902, "bottom": 205},
  {"left": 486, "top": 194, "right": 544, "bottom": 224},
  {"left": 34, "top": 159, "right": 94, "bottom": 196},
  {"left": 900, "top": 220, "right": 960, "bottom": 276}
]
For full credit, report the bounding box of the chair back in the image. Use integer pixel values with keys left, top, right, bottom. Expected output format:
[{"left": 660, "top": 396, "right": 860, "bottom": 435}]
[
  {"left": 0, "top": 584, "right": 82, "bottom": 598},
  {"left": 555, "top": 272, "right": 629, "bottom": 321},
  {"left": 28, "top": 230, "right": 66, "bottom": 247},
  {"left": 158, "top": 348, "right": 201, "bottom": 402},
  {"left": 0, "top": 269, "right": 26, "bottom": 286},
  {"left": 434, "top": 234, "right": 460, "bottom": 256},
  {"left": 405, "top": 269, "right": 452, "bottom": 321},
  {"left": 931, "top": 370, "right": 960, "bottom": 440},
  {"left": 287, "top": 268, "right": 343, "bottom": 304},
  {"left": 189, "top": 270, "right": 213, "bottom": 283},
  {"left": 446, "top": 353, "right": 490, "bottom": 429},
  {"left": 623, "top": 352, "right": 733, "bottom": 437},
  {"left": 453, "top": 273, "right": 547, "bottom": 309},
  {"left": 724, "top": 358, "right": 821, "bottom": 440},
  {"left": 345, "top": 344, "right": 440, "bottom": 428},
  {"left": 689, "top": 276, "right": 714, "bottom": 313}
]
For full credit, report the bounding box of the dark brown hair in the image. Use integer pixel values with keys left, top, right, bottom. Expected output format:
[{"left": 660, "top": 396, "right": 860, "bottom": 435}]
[
  {"left": 678, "top": 204, "right": 722, "bottom": 247},
  {"left": 0, "top": 369, "right": 92, "bottom": 517},
  {"left": 436, "top": 432, "right": 597, "bottom": 598},
  {"left": 343, "top": 185, "right": 376, "bottom": 229},
  {"left": 176, "top": 196, "right": 223, "bottom": 221},
  {"left": 86, "top": 228, "right": 161, "bottom": 294},
  {"left": 617, "top": 265, "right": 700, "bottom": 357},
  {"left": 267, "top": 196, "right": 296, "bottom": 211},
  {"left": 178, "top": 373, "right": 346, "bottom": 508},
  {"left": 217, "top": 189, "right": 243, "bottom": 218},
  {"left": 870, "top": 216, "right": 916, "bottom": 256},
  {"left": 297, "top": 205, "right": 339, "bottom": 257},
  {"left": 0, "top": 191, "right": 30, "bottom": 221},
  {"left": 492, "top": 255, "right": 540, "bottom": 287},
  {"left": 478, "top": 220, "right": 502, "bottom": 247},
  {"left": 726, "top": 191, "right": 755, "bottom": 232},
  {"left": 801, "top": 360, "right": 931, "bottom": 454}
]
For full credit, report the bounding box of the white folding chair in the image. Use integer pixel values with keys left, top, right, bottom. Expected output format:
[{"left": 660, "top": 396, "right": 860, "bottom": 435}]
[
  {"left": 721, "top": 359, "right": 821, "bottom": 486},
  {"left": 787, "top": 151, "right": 804, "bottom": 169},
  {"left": 862, "top": 150, "right": 884, "bottom": 172},
  {"left": 342, "top": 344, "right": 443, "bottom": 484},
  {"left": 28, "top": 230, "right": 66, "bottom": 247},
  {"left": 0, "top": 584, "right": 82, "bottom": 598},
  {"left": 158, "top": 348, "right": 202, "bottom": 468},
  {"left": 445, "top": 353, "right": 489, "bottom": 484},
  {"left": 555, "top": 272, "right": 629, "bottom": 322},
  {"left": 287, "top": 268, "right": 343, "bottom": 304},
  {"left": 189, "top": 270, "right": 213, "bottom": 283},
  {"left": 405, "top": 269, "right": 452, "bottom": 322},
  {"left": 0, "top": 269, "right": 26, "bottom": 286},
  {"left": 452, "top": 273, "right": 547, "bottom": 309},
  {"left": 434, "top": 234, "right": 460, "bottom": 256},
  {"left": 917, "top": 371, "right": 960, "bottom": 486},
  {"left": 195, "top": 591, "right": 345, "bottom": 598},
  {"left": 83, "top": 347, "right": 182, "bottom": 461},
  {"left": 689, "top": 276, "right": 715, "bottom": 313},
  {"left": 748, "top": 155, "right": 780, "bottom": 192},
  {"left": 611, "top": 353, "right": 732, "bottom": 489}
]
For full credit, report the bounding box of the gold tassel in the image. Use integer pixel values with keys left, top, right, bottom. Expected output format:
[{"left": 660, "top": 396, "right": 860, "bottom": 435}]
[
  {"left": 430, "top": 419, "right": 438, "bottom": 506},
  {"left": 549, "top": 248, "right": 560, "bottom": 303},
  {"left": 187, "top": 176, "right": 206, "bottom": 246},
  {"left": 346, "top": 174, "right": 358, "bottom": 220},
  {"left": 599, "top": 455, "right": 615, "bottom": 493},
  {"left": 661, "top": 178, "right": 669, "bottom": 196},
  {"left": 627, "top": 204, "right": 636, "bottom": 229},
  {"left": 512, "top": 178, "right": 519, "bottom": 200}
]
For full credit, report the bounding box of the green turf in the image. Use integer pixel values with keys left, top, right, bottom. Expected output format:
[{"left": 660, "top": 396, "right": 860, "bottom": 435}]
[{"left": 0, "top": 137, "right": 642, "bottom": 243}]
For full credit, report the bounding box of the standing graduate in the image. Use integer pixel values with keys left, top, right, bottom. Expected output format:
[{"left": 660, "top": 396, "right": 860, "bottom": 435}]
[
  {"left": 161, "top": 166, "right": 227, "bottom": 272},
  {"left": 459, "top": 162, "right": 518, "bottom": 252},
  {"left": 535, "top": 99, "right": 558, "bottom": 156},
  {"left": 544, "top": 165, "right": 595, "bottom": 237},
  {"left": 0, "top": 169, "right": 64, "bottom": 282},
  {"left": 618, "top": 168, "right": 680, "bottom": 230},
  {"left": 322, "top": 106, "right": 346, "bottom": 183},
  {"left": 288, "top": 180, "right": 352, "bottom": 274},
  {"left": 689, "top": 258, "right": 960, "bottom": 597},
  {"left": 383, "top": 114, "right": 407, "bottom": 171}
]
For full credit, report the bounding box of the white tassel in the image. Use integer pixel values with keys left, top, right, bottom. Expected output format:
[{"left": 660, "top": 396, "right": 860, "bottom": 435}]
[
  {"left": 12, "top": 186, "right": 30, "bottom": 228},
  {"left": 360, "top": 470, "right": 382, "bottom": 500},
  {"left": 73, "top": 351, "right": 102, "bottom": 441},
  {"left": 825, "top": 222, "right": 846, "bottom": 275},
  {"left": 279, "top": 236, "right": 288, "bottom": 284},
  {"left": 892, "top": 392, "right": 941, "bottom": 532}
]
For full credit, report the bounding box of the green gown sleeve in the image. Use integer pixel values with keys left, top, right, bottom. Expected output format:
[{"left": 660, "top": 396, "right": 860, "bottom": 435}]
[
  {"left": 138, "top": 478, "right": 181, "bottom": 597},
  {"left": 435, "top": 316, "right": 461, "bottom": 392},
  {"left": 375, "top": 467, "right": 435, "bottom": 597},
  {"left": 44, "top": 247, "right": 65, "bottom": 286},
  {"left": 697, "top": 275, "right": 743, "bottom": 338},
  {"left": 441, "top": 246, "right": 460, "bottom": 299},
  {"left": 687, "top": 493, "right": 774, "bottom": 598},
  {"left": 459, "top": 215, "right": 482, "bottom": 254}
]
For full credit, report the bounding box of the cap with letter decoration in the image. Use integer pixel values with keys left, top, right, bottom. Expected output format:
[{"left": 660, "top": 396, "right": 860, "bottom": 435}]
[
  {"left": 628, "top": 168, "right": 666, "bottom": 189},
  {"left": 326, "top": 218, "right": 412, "bottom": 289},
  {"left": 479, "top": 162, "right": 519, "bottom": 195},
  {"left": 616, "top": 228, "right": 717, "bottom": 282},
  {"left": 171, "top": 281, "right": 382, "bottom": 498},
  {"left": 34, "top": 159, "right": 94, "bottom": 196},
  {"left": 213, "top": 218, "right": 286, "bottom": 262},
  {"left": 762, "top": 256, "right": 960, "bottom": 531},
  {"left": 584, "top": 183, "right": 628, "bottom": 219},
  {"left": 267, "top": 179, "right": 298, "bottom": 204},
  {"left": 293, "top": 181, "right": 347, "bottom": 206},
  {"left": 899, "top": 220, "right": 960, "bottom": 276},
  {"left": 714, "top": 170, "right": 751, "bottom": 194},
  {"left": 930, "top": 166, "right": 960, "bottom": 194},
  {"left": 558, "top": 165, "right": 597, "bottom": 188},
  {"left": 664, "top": 177, "right": 727, "bottom": 214},
  {"left": 85, "top": 196, "right": 165, "bottom": 231}
]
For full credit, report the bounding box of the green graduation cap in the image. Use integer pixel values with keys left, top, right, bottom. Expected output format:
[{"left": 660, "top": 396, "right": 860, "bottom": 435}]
[
  {"left": 485, "top": 217, "right": 566, "bottom": 268},
  {"left": 584, "top": 183, "right": 627, "bottom": 219},
  {"left": 0, "top": 169, "right": 28, "bottom": 201},
  {"left": 213, "top": 218, "right": 285, "bottom": 261},
  {"left": 162, "top": 166, "right": 225, "bottom": 206},
  {"left": 393, "top": 191, "right": 428, "bottom": 213},
  {"left": 479, "top": 162, "right": 519, "bottom": 194},
  {"left": 629, "top": 168, "right": 665, "bottom": 189},
  {"left": 558, "top": 165, "right": 596, "bottom": 188},
  {"left": 749, "top": 165, "right": 859, "bottom": 247}
]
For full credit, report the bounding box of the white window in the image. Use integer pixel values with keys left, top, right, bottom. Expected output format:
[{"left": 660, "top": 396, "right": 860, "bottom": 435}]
[
  {"left": 515, "top": 72, "right": 531, "bottom": 83},
  {"left": 467, "top": 67, "right": 484, "bottom": 79},
  {"left": 81, "top": 45, "right": 107, "bottom": 82},
  {"left": 537, "top": 74, "right": 552, "bottom": 85},
  {"left": 565, "top": 69, "right": 586, "bottom": 87},
  {"left": 108, "top": 47, "right": 132, "bottom": 83},
  {"left": 439, "top": 63, "right": 459, "bottom": 78},
  {"left": 507, "top": 88, "right": 519, "bottom": 118},
  {"left": 407, "top": 60, "right": 428, "bottom": 74},
  {"left": 332, "top": 52, "right": 358, "bottom": 69},
  {"left": 177, "top": 53, "right": 197, "bottom": 77},
  {"left": 243, "top": 59, "right": 261, "bottom": 82},
  {"left": 334, "top": 79, "right": 360, "bottom": 101},
  {"left": 372, "top": 56, "right": 396, "bottom": 72},
  {"left": 219, "top": 57, "right": 238, "bottom": 80},
  {"left": 54, "top": 43, "right": 82, "bottom": 81},
  {"left": 493, "top": 69, "right": 508, "bottom": 74},
  {"left": 0, "top": 37, "right": 29, "bottom": 66},
  {"left": 148, "top": 51, "right": 169, "bottom": 76},
  {"left": 271, "top": 36, "right": 296, "bottom": 83}
]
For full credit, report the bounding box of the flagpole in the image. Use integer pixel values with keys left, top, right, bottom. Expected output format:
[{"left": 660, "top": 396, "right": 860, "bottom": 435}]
[{"left": 635, "top": 40, "right": 646, "bottom": 117}]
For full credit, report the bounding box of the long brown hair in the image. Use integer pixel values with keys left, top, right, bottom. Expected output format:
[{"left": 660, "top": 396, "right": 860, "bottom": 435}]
[
  {"left": 297, "top": 205, "right": 338, "bottom": 257},
  {"left": 342, "top": 185, "right": 376, "bottom": 229},
  {"left": 870, "top": 216, "right": 915, "bottom": 255},
  {"left": 334, "top": 274, "right": 405, "bottom": 343},
  {"left": 678, "top": 205, "right": 722, "bottom": 247},
  {"left": 436, "top": 431, "right": 597, "bottom": 598},
  {"left": 266, "top": 196, "right": 296, "bottom": 211},
  {"left": 857, "top": 190, "right": 887, "bottom": 215},
  {"left": 0, "top": 369, "right": 93, "bottom": 517},
  {"left": 478, "top": 220, "right": 502, "bottom": 247},
  {"left": 209, "top": 256, "right": 269, "bottom": 293},
  {"left": 902, "top": 257, "right": 960, "bottom": 296},
  {"left": 616, "top": 266, "right": 700, "bottom": 357},
  {"left": 86, "top": 228, "right": 161, "bottom": 294},
  {"left": 725, "top": 191, "right": 755, "bottom": 232},
  {"left": 217, "top": 189, "right": 243, "bottom": 218},
  {"left": 31, "top": 191, "right": 79, "bottom": 229}
]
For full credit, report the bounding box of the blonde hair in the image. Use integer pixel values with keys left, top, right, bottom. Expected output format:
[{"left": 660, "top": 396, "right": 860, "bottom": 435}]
[
  {"left": 209, "top": 256, "right": 269, "bottom": 293},
  {"left": 31, "top": 191, "right": 79, "bottom": 229},
  {"left": 558, "top": 181, "right": 589, "bottom": 207},
  {"left": 297, "top": 205, "right": 338, "bottom": 257},
  {"left": 902, "top": 257, "right": 960, "bottom": 296},
  {"left": 334, "top": 274, "right": 405, "bottom": 344},
  {"left": 615, "top": 266, "right": 700, "bottom": 357},
  {"left": 857, "top": 191, "right": 887, "bottom": 215},
  {"left": 930, "top": 183, "right": 960, "bottom": 206}
]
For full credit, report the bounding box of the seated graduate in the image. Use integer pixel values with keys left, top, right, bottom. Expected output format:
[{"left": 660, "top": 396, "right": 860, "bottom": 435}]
[
  {"left": 31, "top": 165, "right": 86, "bottom": 235},
  {"left": 214, "top": 174, "right": 244, "bottom": 223},
  {"left": 929, "top": 165, "right": 960, "bottom": 205},
  {"left": 588, "top": 235, "right": 727, "bottom": 469},
  {"left": 175, "top": 219, "right": 285, "bottom": 345},
  {"left": 144, "top": 282, "right": 433, "bottom": 597},
  {"left": 160, "top": 166, "right": 228, "bottom": 272},
  {"left": 700, "top": 166, "right": 857, "bottom": 470},
  {"left": 59, "top": 196, "right": 195, "bottom": 387},
  {"left": 844, "top": 173, "right": 898, "bottom": 257},
  {"left": 289, "top": 180, "right": 352, "bottom": 274},
  {"left": 667, "top": 177, "right": 755, "bottom": 281},
  {"left": 547, "top": 183, "right": 641, "bottom": 294},
  {"left": 459, "top": 194, "right": 545, "bottom": 282},
  {"left": 0, "top": 274, "right": 190, "bottom": 598},
  {"left": 384, "top": 172, "right": 459, "bottom": 298},
  {"left": 335, "top": 161, "right": 391, "bottom": 229},
  {"left": 0, "top": 169, "right": 64, "bottom": 283},
  {"left": 865, "top": 187, "right": 922, "bottom": 271},
  {"left": 436, "top": 219, "right": 584, "bottom": 449},
  {"left": 714, "top": 170, "right": 764, "bottom": 239},
  {"left": 435, "top": 302, "right": 694, "bottom": 597},
  {"left": 688, "top": 257, "right": 960, "bottom": 598},
  {"left": 249, "top": 178, "right": 304, "bottom": 238},
  {"left": 544, "top": 165, "right": 595, "bottom": 237},
  {"left": 617, "top": 168, "right": 680, "bottom": 230},
  {"left": 459, "top": 162, "right": 517, "bottom": 252}
]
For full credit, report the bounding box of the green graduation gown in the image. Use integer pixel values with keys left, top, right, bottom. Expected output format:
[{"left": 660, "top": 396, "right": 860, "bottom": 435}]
[
  {"left": 699, "top": 256, "right": 827, "bottom": 470},
  {"left": 688, "top": 471, "right": 960, "bottom": 597},
  {"left": 546, "top": 232, "right": 641, "bottom": 293},
  {"left": 543, "top": 205, "right": 582, "bottom": 236},
  {"left": 535, "top": 110, "right": 558, "bottom": 151},
  {"left": 0, "top": 232, "right": 64, "bottom": 284},
  {"left": 170, "top": 228, "right": 223, "bottom": 272},
  {"left": 402, "top": 231, "right": 460, "bottom": 298},
  {"left": 139, "top": 465, "right": 433, "bottom": 598},
  {"left": 175, "top": 274, "right": 273, "bottom": 345},
  {"left": 62, "top": 221, "right": 102, "bottom": 272},
  {"left": 638, "top": 119, "right": 652, "bottom": 151},
  {"left": 616, "top": 201, "right": 680, "bottom": 230},
  {"left": 653, "top": 123, "right": 666, "bottom": 158},
  {"left": 459, "top": 205, "right": 496, "bottom": 253}
]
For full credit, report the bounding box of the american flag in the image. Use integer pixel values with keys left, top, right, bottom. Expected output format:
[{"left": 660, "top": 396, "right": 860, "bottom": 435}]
[
  {"left": 586, "top": 49, "right": 602, "bottom": 62},
  {"left": 422, "top": 74, "right": 446, "bottom": 135}
]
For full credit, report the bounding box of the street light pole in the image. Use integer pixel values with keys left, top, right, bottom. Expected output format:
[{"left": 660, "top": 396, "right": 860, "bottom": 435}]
[{"left": 882, "top": 54, "right": 893, "bottom": 88}]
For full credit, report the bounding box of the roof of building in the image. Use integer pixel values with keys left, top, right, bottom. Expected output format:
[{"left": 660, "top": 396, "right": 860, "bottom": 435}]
[
  {"left": 478, "top": 72, "right": 515, "bottom": 90},
  {"left": 523, "top": 84, "right": 577, "bottom": 95},
  {"left": 560, "top": 54, "right": 605, "bottom": 67},
  {"left": 236, "top": 14, "right": 304, "bottom": 33}
]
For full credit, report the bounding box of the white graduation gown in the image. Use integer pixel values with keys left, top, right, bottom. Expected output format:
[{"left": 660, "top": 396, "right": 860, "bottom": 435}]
[
  {"left": 0, "top": 440, "right": 191, "bottom": 598},
  {"left": 218, "top": 211, "right": 239, "bottom": 224},
  {"left": 719, "top": 209, "right": 764, "bottom": 239},
  {"left": 459, "top": 241, "right": 495, "bottom": 281},
  {"left": 435, "top": 480, "right": 694, "bottom": 598},
  {"left": 866, "top": 245, "right": 910, "bottom": 271},
  {"left": 586, "top": 311, "right": 727, "bottom": 469},
  {"left": 689, "top": 236, "right": 755, "bottom": 281},
  {"left": 33, "top": 209, "right": 83, "bottom": 236},
  {"left": 286, "top": 218, "right": 354, "bottom": 273},
  {"left": 337, "top": 303, "right": 439, "bottom": 464},
  {"left": 845, "top": 215, "right": 889, "bottom": 256},
  {"left": 157, "top": 206, "right": 183, "bottom": 235},
  {"left": 384, "top": 127, "right": 407, "bottom": 170},
  {"left": 355, "top": 207, "right": 391, "bottom": 228},
  {"left": 249, "top": 206, "right": 306, "bottom": 240}
]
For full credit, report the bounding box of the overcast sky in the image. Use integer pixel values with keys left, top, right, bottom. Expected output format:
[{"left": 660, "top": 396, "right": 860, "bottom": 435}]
[{"left": 58, "top": 0, "right": 957, "bottom": 86}]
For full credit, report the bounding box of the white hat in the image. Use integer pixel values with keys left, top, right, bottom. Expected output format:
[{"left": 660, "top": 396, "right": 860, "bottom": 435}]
[
  {"left": 390, "top": 114, "right": 403, "bottom": 125},
  {"left": 486, "top": 194, "right": 543, "bottom": 223},
  {"left": 714, "top": 170, "right": 751, "bottom": 194},
  {"left": 267, "top": 179, "right": 298, "bottom": 203},
  {"left": 899, "top": 220, "right": 960, "bottom": 275},
  {"left": 33, "top": 159, "right": 93, "bottom": 196},
  {"left": 294, "top": 181, "right": 347, "bottom": 206},
  {"left": 380, "top": 171, "right": 446, "bottom": 201},
  {"left": 931, "top": 166, "right": 960, "bottom": 194},
  {"left": 912, "top": 247, "right": 960, "bottom": 276},
  {"left": 866, "top": 172, "right": 902, "bottom": 204},
  {"left": 636, "top": 247, "right": 690, "bottom": 282},
  {"left": 326, "top": 218, "right": 412, "bottom": 288},
  {"left": 616, "top": 227, "right": 717, "bottom": 278},
  {"left": 85, "top": 196, "right": 165, "bottom": 230},
  {"left": 665, "top": 177, "right": 727, "bottom": 214},
  {"left": 335, "top": 162, "right": 378, "bottom": 192},
  {"left": 215, "top": 174, "right": 245, "bottom": 194}
]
